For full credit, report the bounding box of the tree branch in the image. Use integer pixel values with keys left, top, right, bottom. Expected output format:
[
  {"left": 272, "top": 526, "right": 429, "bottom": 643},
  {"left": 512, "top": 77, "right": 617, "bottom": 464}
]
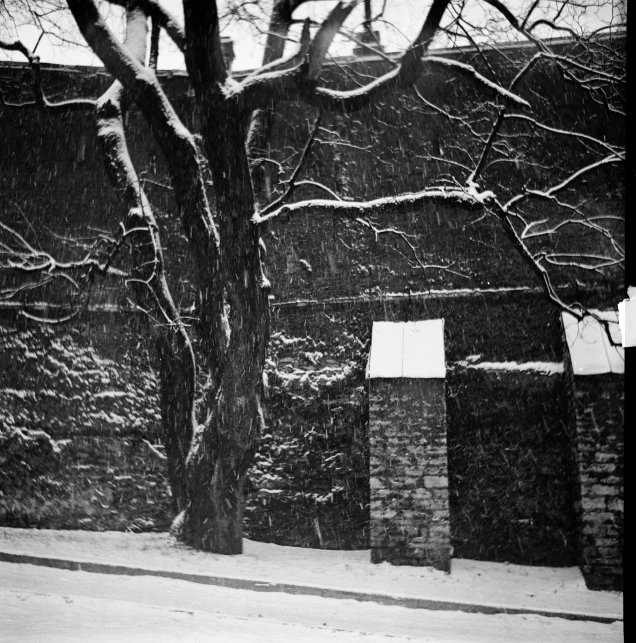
[
  {"left": 424, "top": 56, "right": 530, "bottom": 108},
  {"left": 104, "top": 0, "right": 185, "bottom": 52},
  {"left": 182, "top": 0, "right": 226, "bottom": 87},
  {"left": 0, "top": 38, "right": 96, "bottom": 112},
  {"left": 502, "top": 113, "right": 624, "bottom": 157},
  {"left": 260, "top": 113, "right": 322, "bottom": 217},
  {"left": 261, "top": 0, "right": 311, "bottom": 65},
  {"left": 254, "top": 185, "right": 494, "bottom": 224},
  {"left": 237, "top": 0, "right": 453, "bottom": 113},
  {"left": 94, "top": 4, "right": 198, "bottom": 509},
  {"left": 66, "top": 0, "right": 231, "bottom": 379},
  {"left": 66, "top": 0, "right": 220, "bottom": 269},
  {"left": 491, "top": 201, "right": 622, "bottom": 346},
  {"left": 504, "top": 155, "right": 623, "bottom": 211},
  {"left": 306, "top": 0, "right": 357, "bottom": 80}
]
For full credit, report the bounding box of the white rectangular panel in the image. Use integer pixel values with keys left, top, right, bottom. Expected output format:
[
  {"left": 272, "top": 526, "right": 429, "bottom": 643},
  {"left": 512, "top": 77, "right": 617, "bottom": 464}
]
[
  {"left": 402, "top": 319, "right": 446, "bottom": 378},
  {"left": 368, "top": 321, "right": 404, "bottom": 378}
]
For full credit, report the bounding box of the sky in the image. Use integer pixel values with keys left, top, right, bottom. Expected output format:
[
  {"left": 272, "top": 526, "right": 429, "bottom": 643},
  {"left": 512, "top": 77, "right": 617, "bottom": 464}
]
[
  {"left": 2, "top": 0, "right": 441, "bottom": 70},
  {"left": 0, "top": 1, "right": 622, "bottom": 72}
]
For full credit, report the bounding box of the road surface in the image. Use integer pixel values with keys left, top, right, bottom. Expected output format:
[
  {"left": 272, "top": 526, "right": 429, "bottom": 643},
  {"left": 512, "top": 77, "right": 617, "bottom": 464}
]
[{"left": 0, "top": 562, "right": 622, "bottom": 642}]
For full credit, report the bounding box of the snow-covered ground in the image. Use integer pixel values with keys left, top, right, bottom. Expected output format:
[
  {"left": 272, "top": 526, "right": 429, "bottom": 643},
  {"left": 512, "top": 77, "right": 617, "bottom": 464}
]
[
  {"left": 0, "top": 528, "right": 622, "bottom": 622},
  {"left": 0, "top": 563, "right": 623, "bottom": 643}
]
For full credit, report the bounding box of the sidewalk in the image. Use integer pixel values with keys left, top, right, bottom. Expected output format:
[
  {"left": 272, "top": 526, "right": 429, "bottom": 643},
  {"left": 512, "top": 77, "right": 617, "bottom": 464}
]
[{"left": 0, "top": 528, "right": 622, "bottom": 623}]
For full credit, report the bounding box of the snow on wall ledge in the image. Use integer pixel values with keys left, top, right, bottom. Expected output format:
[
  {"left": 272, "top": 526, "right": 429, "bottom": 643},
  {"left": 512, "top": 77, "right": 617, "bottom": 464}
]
[
  {"left": 367, "top": 320, "right": 446, "bottom": 379},
  {"left": 455, "top": 359, "right": 564, "bottom": 375},
  {"left": 562, "top": 311, "right": 624, "bottom": 375}
]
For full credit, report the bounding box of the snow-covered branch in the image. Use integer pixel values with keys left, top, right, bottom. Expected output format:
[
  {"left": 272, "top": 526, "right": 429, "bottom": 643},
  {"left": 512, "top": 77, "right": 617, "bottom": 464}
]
[
  {"left": 66, "top": 0, "right": 222, "bottom": 288},
  {"left": 467, "top": 53, "right": 544, "bottom": 186},
  {"left": 237, "top": 0, "right": 453, "bottom": 113},
  {"left": 491, "top": 200, "right": 623, "bottom": 346},
  {"left": 306, "top": 1, "right": 357, "bottom": 80},
  {"left": 0, "top": 219, "right": 129, "bottom": 281},
  {"left": 253, "top": 186, "right": 495, "bottom": 225},
  {"left": 355, "top": 217, "right": 468, "bottom": 279},
  {"left": 424, "top": 56, "right": 530, "bottom": 108},
  {"left": 491, "top": 203, "right": 584, "bottom": 320},
  {"left": 260, "top": 113, "right": 322, "bottom": 217},
  {"left": 502, "top": 113, "right": 623, "bottom": 157},
  {"left": 104, "top": 0, "right": 185, "bottom": 52},
  {"left": 0, "top": 215, "right": 134, "bottom": 325},
  {"left": 539, "top": 252, "right": 624, "bottom": 273},
  {"left": 0, "top": 38, "right": 95, "bottom": 112},
  {"left": 503, "top": 155, "right": 623, "bottom": 211}
]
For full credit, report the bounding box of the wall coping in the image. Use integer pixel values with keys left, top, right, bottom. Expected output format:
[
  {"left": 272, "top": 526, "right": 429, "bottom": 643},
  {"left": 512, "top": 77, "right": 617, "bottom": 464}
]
[
  {"left": 367, "top": 319, "right": 446, "bottom": 379},
  {"left": 562, "top": 310, "right": 624, "bottom": 375}
]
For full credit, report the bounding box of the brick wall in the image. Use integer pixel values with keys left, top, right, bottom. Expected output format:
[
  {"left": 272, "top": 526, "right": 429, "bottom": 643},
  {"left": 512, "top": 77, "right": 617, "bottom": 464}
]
[
  {"left": 572, "top": 375, "right": 624, "bottom": 590},
  {"left": 0, "top": 58, "right": 624, "bottom": 571},
  {"left": 447, "top": 368, "right": 579, "bottom": 566},
  {"left": 0, "top": 59, "right": 624, "bottom": 308},
  {"left": 1, "top": 291, "right": 591, "bottom": 563},
  {"left": 0, "top": 314, "right": 172, "bottom": 531}
]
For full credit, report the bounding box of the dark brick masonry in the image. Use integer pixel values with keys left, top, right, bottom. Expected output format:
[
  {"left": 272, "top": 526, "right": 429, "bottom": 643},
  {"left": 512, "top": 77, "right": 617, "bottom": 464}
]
[
  {"left": 572, "top": 375, "right": 624, "bottom": 591},
  {"left": 369, "top": 379, "right": 450, "bottom": 570}
]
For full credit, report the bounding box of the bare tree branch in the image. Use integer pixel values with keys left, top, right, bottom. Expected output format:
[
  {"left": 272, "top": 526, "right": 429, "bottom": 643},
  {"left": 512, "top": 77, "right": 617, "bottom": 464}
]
[
  {"left": 355, "top": 216, "right": 469, "bottom": 279},
  {"left": 424, "top": 56, "right": 530, "bottom": 107},
  {"left": 492, "top": 201, "right": 622, "bottom": 346},
  {"left": 0, "top": 37, "right": 96, "bottom": 111},
  {"left": 254, "top": 185, "right": 495, "bottom": 224},
  {"left": 260, "top": 112, "right": 322, "bottom": 217},
  {"left": 65, "top": 0, "right": 222, "bottom": 282},
  {"left": 502, "top": 112, "right": 623, "bottom": 157},
  {"left": 503, "top": 155, "right": 623, "bottom": 211},
  {"left": 237, "top": 0, "right": 452, "bottom": 113},
  {"left": 182, "top": 0, "right": 227, "bottom": 87},
  {"left": 306, "top": 0, "right": 357, "bottom": 80},
  {"left": 104, "top": 0, "right": 185, "bottom": 52}
]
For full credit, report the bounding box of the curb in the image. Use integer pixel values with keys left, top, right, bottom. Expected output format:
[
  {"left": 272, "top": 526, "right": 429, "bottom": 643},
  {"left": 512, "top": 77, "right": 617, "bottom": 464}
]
[{"left": 0, "top": 551, "right": 621, "bottom": 624}]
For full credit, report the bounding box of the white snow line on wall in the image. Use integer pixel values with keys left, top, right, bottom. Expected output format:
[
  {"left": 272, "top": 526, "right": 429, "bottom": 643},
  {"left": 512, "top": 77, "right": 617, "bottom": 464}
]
[
  {"left": 272, "top": 286, "right": 546, "bottom": 310},
  {"left": 94, "top": 390, "right": 130, "bottom": 399},
  {"left": 456, "top": 361, "right": 564, "bottom": 375}
]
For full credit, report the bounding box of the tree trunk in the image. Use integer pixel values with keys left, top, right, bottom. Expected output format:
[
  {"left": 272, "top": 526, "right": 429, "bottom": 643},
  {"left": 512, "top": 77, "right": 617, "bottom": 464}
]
[
  {"left": 168, "top": 101, "right": 270, "bottom": 553},
  {"left": 156, "top": 332, "right": 195, "bottom": 514},
  {"left": 249, "top": 0, "right": 299, "bottom": 204},
  {"left": 175, "top": 336, "right": 268, "bottom": 551},
  {"left": 179, "top": 431, "right": 251, "bottom": 553}
]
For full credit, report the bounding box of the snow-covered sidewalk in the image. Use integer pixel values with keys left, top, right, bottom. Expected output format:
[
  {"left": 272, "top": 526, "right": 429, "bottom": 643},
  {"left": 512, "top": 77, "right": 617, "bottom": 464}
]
[{"left": 0, "top": 528, "right": 622, "bottom": 623}]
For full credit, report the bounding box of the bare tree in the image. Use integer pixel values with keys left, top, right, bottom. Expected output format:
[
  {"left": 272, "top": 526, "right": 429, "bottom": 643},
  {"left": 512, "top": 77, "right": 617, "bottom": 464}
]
[{"left": 0, "top": 0, "right": 625, "bottom": 553}]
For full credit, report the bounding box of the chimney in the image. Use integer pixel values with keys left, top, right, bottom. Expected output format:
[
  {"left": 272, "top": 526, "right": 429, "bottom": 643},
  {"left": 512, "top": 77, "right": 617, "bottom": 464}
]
[
  {"left": 353, "top": 29, "right": 383, "bottom": 57},
  {"left": 221, "top": 36, "right": 235, "bottom": 71}
]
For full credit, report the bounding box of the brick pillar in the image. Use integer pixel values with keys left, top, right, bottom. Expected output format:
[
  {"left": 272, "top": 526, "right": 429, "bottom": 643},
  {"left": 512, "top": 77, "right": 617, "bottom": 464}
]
[
  {"left": 573, "top": 376, "right": 624, "bottom": 590},
  {"left": 562, "top": 312, "right": 624, "bottom": 591},
  {"left": 367, "top": 320, "right": 450, "bottom": 570}
]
